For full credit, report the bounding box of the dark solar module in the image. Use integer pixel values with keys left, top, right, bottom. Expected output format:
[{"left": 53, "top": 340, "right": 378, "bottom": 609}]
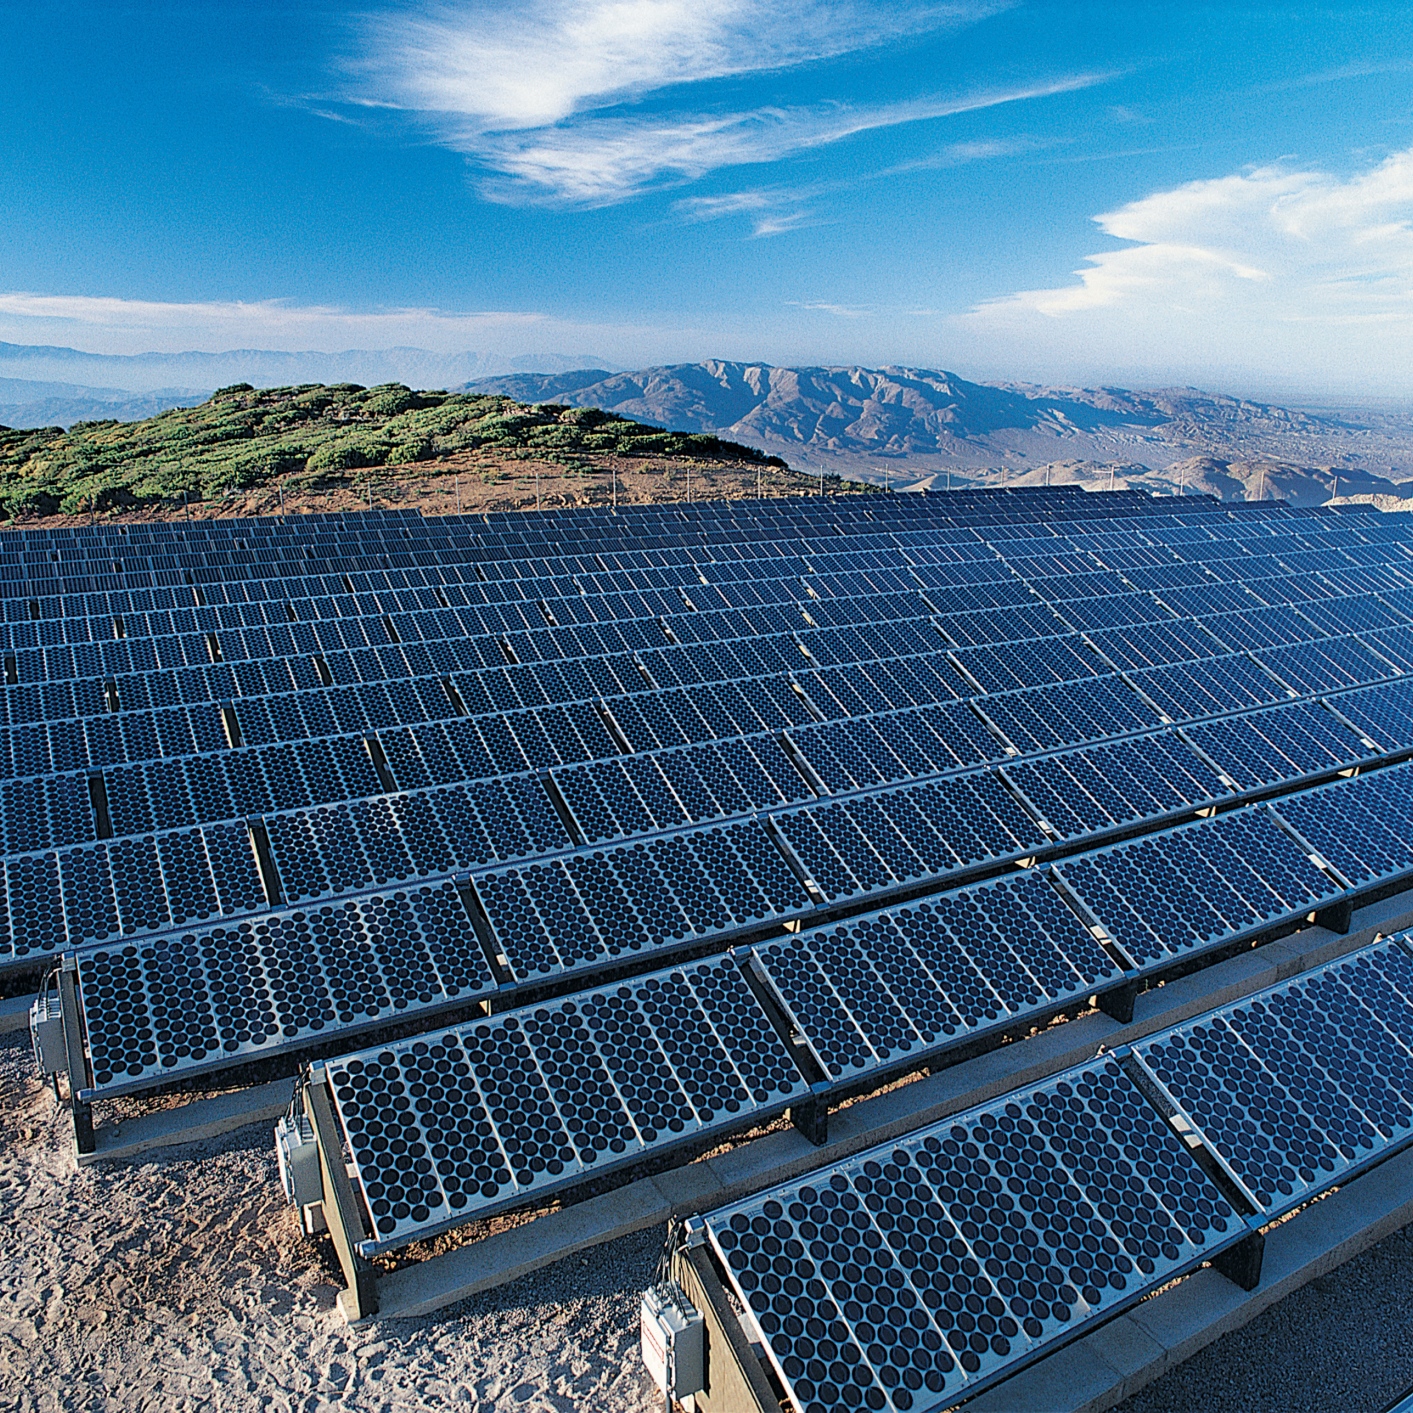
[
  {"left": 78, "top": 878, "right": 493, "bottom": 1096},
  {"left": 973, "top": 676, "right": 1160, "bottom": 755},
  {"left": 1003, "top": 732, "right": 1226, "bottom": 840},
  {"left": 950, "top": 636, "right": 1101, "bottom": 695},
  {"left": 1124, "top": 654, "right": 1293, "bottom": 722},
  {"left": 1055, "top": 807, "right": 1340, "bottom": 965},
  {"left": 324, "top": 950, "right": 805, "bottom": 1251},
  {"left": 1270, "top": 764, "right": 1413, "bottom": 888},
  {"left": 1183, "top": 700, "right": 1372, "bottom": 788},
  {"left": 706, "top": 1055, "right": 1234, "bottom": 1411},
  {"left": 1253, "top": 636, "right": 1400, "bottom": 695},
  {"left": 1084, "top": 620, "right": 1229, "bottom": 673}
]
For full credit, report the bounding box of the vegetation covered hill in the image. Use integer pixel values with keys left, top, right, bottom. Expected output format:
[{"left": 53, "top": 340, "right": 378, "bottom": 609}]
[{"left": 0, "top": 382, "right": 788, "bottom": 518}]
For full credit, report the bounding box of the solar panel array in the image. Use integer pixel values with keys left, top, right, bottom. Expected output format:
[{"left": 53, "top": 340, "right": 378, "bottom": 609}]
[
  {"left": 13, "top": 487, "right": 1413, "bottom": 1172},
  {"left": 702, "top": 937, "right": 1413, "bottom": 1413}
]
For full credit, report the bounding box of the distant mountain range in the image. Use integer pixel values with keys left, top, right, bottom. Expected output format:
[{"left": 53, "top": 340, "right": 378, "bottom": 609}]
[
  {"left": 6, "top": 347, "right": 1413, "bottom": 506},
  {"left": 468, "top": 362, "right": 1413, "bottom": 501},
  {"left": 0, "top": 344, "right": 611, "bottom": 428}
]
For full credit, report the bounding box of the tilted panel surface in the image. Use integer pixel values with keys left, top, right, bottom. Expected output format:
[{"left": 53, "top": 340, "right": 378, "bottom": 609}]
[
  {"left": 704, "top": 1057, "right": 1236, "bottom": 1413},
  {"left": 325, "top": 951, "right": 807, "bottom": 1252}
]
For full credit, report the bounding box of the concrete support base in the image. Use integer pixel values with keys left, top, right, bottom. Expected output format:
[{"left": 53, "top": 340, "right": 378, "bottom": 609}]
[
  {"left": 76, "top": 1079, "right": 294, "bottom": 1166},
  {"left": 0, "top": 992, "right": 34, "bottom": 1034}
]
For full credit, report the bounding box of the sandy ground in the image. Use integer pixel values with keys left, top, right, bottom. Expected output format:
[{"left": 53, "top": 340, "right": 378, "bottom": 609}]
[
  {"left": 4, "top": 1007, "right": 1412, "bottom": 1413},
  {"left": 0, "top": 1031, "right": 661, "bottom": 1413},
  {"left": 1112, "top": 1223, "right": 1413, "bottom": 1413}
]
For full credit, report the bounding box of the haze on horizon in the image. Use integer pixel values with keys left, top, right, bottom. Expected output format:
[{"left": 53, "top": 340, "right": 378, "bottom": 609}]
[{"left": 4, "top": 1, "right": 1413, "bottom": 401}]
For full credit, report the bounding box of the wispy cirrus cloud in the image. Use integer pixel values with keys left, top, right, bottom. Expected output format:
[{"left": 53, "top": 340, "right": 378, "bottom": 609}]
[
  {"left": 348, "top": 0, "right": 1102, "bottom": 206},
  {"left": 674, "top": 132, "right": 1056, "bottom": 236},
  {"left": 361, "top": 0, "right": 996, "bottom": 129}
]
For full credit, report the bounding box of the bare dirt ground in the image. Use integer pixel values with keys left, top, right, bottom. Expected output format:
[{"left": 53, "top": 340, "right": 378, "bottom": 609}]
[
  {"left": 0, "top": 1031, "right": 661, "bottom": 1413},
  {"left": 12, "top": 453, "right": 865, "bottom": 532}
]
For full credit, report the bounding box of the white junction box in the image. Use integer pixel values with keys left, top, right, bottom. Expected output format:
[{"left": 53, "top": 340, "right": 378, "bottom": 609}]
[
  {"left": 30, "top": 991, "right": 66, "bottom": 1077},
  {"left": 275, "top": 1112, "right": 325, "bottom": 1233},
  {"left": 641, "top": 1281, "right": 705, "bottom": 1406}
]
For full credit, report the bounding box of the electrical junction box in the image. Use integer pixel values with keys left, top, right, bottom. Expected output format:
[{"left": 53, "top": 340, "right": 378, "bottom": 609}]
[
  {"left": 275, "top": 1112, "right": 325, "bottom": 1233},
  {"left": 30, "top": 992, "right": 66, "bottom": 1077},
  {"left": 641, "top": 1281, "right": 704, "bottom": 1406}
]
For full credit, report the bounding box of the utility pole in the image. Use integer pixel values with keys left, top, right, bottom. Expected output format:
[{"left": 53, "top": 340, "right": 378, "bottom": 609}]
[
  {"left": 536, "top": 468, "right": 541, "bottom": 510},
  {"left": 612, "top": 463, "right": 617, "bottom": 510},
  {"left": 278, "top": 483, "right": 285, "bottom": 516},
  {"left": 455, "top": 476, "right": 461, "bottom": 513},
  {"left": 1333, "top": 473, "right": 1339, "bottom": 501},
  {"left": 757, "top": 462, "right": 762, "bottom": 499},
  {"left": 1109, "top": 465, "right": 1115, "bottom": 492},
  {"left": 1179, "top": 463, "right": 1187, "bottom": 497}
]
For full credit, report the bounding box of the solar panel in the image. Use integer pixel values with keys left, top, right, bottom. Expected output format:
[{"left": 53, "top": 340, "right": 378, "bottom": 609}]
[
  {"left": 324, "top": 950, "right": 807, "bottom": 1252},
  {"left": 705, "top": 1055, "right": 1236, "bottom": 1411},
  {"left": 19, "top": 490, "right": 1413, "bottom": 1139},
  {"left": 1002, "top": 732, "right": 1226, "bottom": 839},
  {"left": 1054, "top": 806, "right": 1342, "bottom": 966},
  {"left": 700, "top": 936, "right": 1413, "bottom": 1412},
  {"left": 1182, "top": 699, "right": 1373, "bottom": 788}
]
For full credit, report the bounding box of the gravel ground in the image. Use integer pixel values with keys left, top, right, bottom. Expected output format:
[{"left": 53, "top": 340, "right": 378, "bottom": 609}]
[
  {"left": 1112, "top": 1223, "right": 1413, "bottom": 1413},
  {"left": 0, "top": 1031, "right": 661, "bottom": 1413}
]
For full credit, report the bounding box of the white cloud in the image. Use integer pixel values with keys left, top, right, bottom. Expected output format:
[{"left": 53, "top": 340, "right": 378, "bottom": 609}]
[
  {"left": 960, "top": 147, "right": 1413, "bottom": 393},
  {"left": 364, "top": 0, "right": 987, "bottom": 130},
  {"left": 0, "top": 291, "right": 630, "bottom": 357},
  {"left": 349, "top": 0, "right": 1103, "bottom": 204},
  {"left": 787, "top": 301, "right": 872, "bottom": 318}
]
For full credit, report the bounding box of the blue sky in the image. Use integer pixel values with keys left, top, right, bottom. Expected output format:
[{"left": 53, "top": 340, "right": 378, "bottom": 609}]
[{"left": 3, "top": 1, "right": 1413, "bottom": 393}]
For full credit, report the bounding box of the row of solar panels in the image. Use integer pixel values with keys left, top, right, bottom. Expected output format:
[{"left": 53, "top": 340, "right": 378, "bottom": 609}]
[
  {"left": 0, "top": 506, "right": 1402, "bottom": 655},
  {"left": 0, "top": 495, "right": 1167, "bottom": 590},
  {"left": 2, "top": 506, "right": 1367, "bottom": 579},
  {"left": 0, "top": 547, "right": 1402, "bottom": 791},
  {"left": 71, "top": 719, "right": 1413, "bottom": 1102},
  {"left": 7, "top": 540, "right": 1408, "bottom": 691},
  {"left": 0, "top": 487, "right": 1189, "bottom": 555},
  {"left": 0, "top": 500, "right": 1367, "bottom": 604},
  {"left": 703, "top": 938, "right": 1413, "bottom": 1413},
  {"left": 11, "top": 630, "right": 1413, "bottom": 983},
  {"left": 0, "top": 587, "right": 1402, "bottom": 874},
  {"left": 0, "top": 514, "right": 1405, "bottom": 739},
  {"left": 8, "top": 627, "right": 1406, "bottom": 971},
  {"left": 2, "top": 521, "right": 1397, "bottom": 643},
  {"left": 0, "top": 504, "right": 1357, "bottom": 659}
]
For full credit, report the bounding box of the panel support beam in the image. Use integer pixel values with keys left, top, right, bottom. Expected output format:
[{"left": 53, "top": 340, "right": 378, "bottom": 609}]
[
  {"left": 787, "top": 1093, "right": 828, "bottom": 1146},
  {"left": 1314, "top": 898, "right": 1354, "bottom": 934},
  {"left": 59, "top": 958, "right": 94, "bottom": 1156},
  {"left": 1097, "top": 979, "right": 1140, "bottom": 1025},
  {"left": 1212, "top": 1229, "right": 1266, "bottom": 1292},
  {"left": 304, "top": 1068, "right": 379, "bottom": 1321},
  {"left": 671, "top": 1239, "right": 775, "bottom": 1413}
]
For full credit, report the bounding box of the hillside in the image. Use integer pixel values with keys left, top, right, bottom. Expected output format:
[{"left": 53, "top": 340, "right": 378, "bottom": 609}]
[
  {"left": 469, "top": 362, "right": 1413, "bottom": 491},
  {"left": 0, "top": 381, "right": 795, "bottom": 519}
]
